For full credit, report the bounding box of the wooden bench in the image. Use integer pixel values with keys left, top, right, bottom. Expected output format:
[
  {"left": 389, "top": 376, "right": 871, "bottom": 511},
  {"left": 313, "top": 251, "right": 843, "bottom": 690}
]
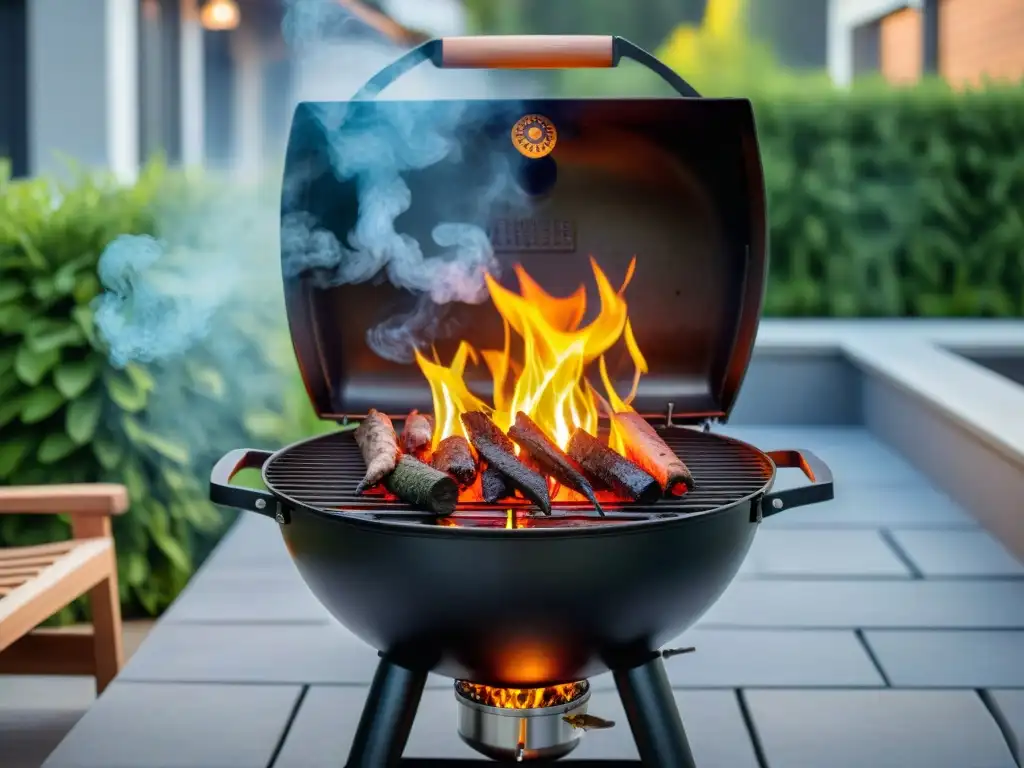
[{"left": 0, "top": 484, "right": 128, "bottom": 694}]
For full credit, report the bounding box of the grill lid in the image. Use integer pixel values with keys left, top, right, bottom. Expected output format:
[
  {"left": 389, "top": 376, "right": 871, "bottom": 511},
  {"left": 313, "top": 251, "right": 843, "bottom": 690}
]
[{"left": 280, "top": 36, "right": 767, "bottom": 425}]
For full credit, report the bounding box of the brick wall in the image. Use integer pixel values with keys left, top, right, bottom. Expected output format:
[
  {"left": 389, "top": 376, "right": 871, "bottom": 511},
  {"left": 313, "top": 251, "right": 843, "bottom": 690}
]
[
  {"left": 940, "top": 0, "right": 1024, "bottom": 87},
  {"left": 880, "top": 7, "right": 922, "bottom": 85}
]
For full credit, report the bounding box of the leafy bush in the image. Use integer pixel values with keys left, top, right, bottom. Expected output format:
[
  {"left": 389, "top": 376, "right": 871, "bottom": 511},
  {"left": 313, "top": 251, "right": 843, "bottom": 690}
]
[
  {"left": 0, "top": 160, "right": 319, "bottom": 621},
  {"left": 759, "top": 80, "right": 1024, "bottom": 316}
]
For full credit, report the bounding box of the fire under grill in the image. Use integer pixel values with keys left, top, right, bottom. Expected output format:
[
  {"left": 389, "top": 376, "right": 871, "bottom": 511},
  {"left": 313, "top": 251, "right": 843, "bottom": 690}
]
[{"left": 262, "top": 426, "right": 775, "bottom": 525}]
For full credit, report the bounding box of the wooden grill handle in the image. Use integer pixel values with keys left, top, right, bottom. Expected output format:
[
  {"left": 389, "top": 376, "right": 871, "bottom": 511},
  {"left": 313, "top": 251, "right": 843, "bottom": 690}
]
[
  {"left": 352, "top": 36, "right": 700, "bottom": 100},
  {"left": 440, "top": 35, "right": 613, "bottom": 70}
]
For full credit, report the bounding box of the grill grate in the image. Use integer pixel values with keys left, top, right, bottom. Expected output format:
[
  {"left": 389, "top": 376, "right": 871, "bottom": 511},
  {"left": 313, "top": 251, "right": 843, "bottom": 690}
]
[{"left": 263, "top": 426, "right": 775, "bottom": 526}]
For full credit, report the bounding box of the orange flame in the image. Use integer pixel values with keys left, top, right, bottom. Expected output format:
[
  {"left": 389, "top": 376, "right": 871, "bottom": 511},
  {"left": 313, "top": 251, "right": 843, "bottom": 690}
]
[
  {"left": 456, "top": 680, "right": 587, "bottom": 709},
  {"left": 416, "top": 258, "right": 646, "bottom": 453}
]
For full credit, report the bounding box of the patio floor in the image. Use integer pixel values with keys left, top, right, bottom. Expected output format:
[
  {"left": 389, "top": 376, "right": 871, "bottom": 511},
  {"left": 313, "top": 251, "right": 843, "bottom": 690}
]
[{"left": 26, "top": 426, "right": 1024, "bottom": 766}]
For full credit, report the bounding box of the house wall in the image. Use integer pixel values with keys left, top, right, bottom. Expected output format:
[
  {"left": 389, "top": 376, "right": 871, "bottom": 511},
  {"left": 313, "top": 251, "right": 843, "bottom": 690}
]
[
  {"left": 0, "top": 0, "right": 29, "bottom": 177},
  {"left": 828, "top": 0, "right": 921, "bottom": 85},
  {"left": 939, "top": 0, "right": 1024, "bottom": 87},
  {"left": 880, "top": 7, "right": 921, "bottom": 84}
]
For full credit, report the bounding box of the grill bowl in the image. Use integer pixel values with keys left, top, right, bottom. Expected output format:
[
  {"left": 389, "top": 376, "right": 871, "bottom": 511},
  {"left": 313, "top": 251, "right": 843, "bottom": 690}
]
[{"left": 210, "top": 427, "right": 831, "bottom": 686}]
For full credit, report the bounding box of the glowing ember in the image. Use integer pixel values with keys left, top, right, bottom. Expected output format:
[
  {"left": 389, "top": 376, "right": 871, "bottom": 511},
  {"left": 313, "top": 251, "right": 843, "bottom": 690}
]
[
  {"left": 415, "top": 257, "right": 647, "bottom": 462},
  {"left": 456, "top": 680, "right": 588, "bottom": 710}
]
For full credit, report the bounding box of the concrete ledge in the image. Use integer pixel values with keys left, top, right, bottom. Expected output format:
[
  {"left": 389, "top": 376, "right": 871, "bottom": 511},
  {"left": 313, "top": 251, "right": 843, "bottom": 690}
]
[
  {"left": 746, "top": 320, "right": 1024, "bottom": 561},
  {"left": 733, "top": 351, "right": 862, "bottom": 425}
]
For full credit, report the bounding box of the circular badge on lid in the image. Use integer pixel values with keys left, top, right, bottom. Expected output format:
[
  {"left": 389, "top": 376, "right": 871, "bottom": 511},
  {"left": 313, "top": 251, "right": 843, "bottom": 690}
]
[{"left": 511, "top": 114, "right": 557, "bottom": 158}]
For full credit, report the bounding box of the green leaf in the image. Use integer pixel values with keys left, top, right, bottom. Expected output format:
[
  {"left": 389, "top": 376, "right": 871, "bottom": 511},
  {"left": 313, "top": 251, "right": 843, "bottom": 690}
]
[
  {"left": 19, "top": 386, "right": 65, "bottom": 424},
  {"left": 0, "top": 369, "right": 19, "bottom": 400},
  {"left": 0, "top": 303, "right": 31, "bottom": 333},
  {"left": 0, "top": 395, "right": 25, "bottom": 429},
  {"left": 71, "top": 305, "right": 97, "bottom": 345},
  {"left": 14, "top": 345, "right": 60, "bottom": 386},
  {"left": 37, "top": 433, "right": 79, "bottom": 464},
  {"left": 26, "top": 320, "right": 86, "bottom": 354},
  {"left": 0, "top": 281, "right": 26, "bottom": 304},
  {"left": 152, "top": 528, "right": 191, "bottom": 573},
  {"left": 124, "top": 551, "right": 150, "bottom": 587},
  {"left": 145, "top": 502, "right": 192, "bottom": 573},
  {"left": 0, "top": 437, "right": 32, "bottom": 478},
  {"left": 105, "top": 369, "right": 147, "bottom": 412},
  {"left": 186, "top": 361, "right": 225, "bottom": 398},
  {"left": 73, "top": 273, "right": 101, "bottom": 305},
  {"left": 120, "top": 457, "right": 149, "bottom": 503},
  {"left": 244, "top": 411, "right": 287, "bottom": 440},
  {"left": 66, "top": 389, "right": 103, "bottom": 444},
  {"left": 122, "top": 415, "right": 190, "bottom": 464},
  {"left": 124, "top": 363, "right": 156, "bottom": 393},
  {"left": 54, "top": 357, "right": 102, "bottom": 398},
  {"left": 0, "top": 347, "right": 15, "bottom": 374},
  {"left": 92, "top": 436, "right": 124, "bottom": 470}
]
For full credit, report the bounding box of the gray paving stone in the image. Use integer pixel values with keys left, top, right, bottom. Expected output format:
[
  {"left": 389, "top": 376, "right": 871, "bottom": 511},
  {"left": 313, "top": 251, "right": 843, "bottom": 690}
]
[
  {"left": 162, "top": 565, "right": 331, "bottom": 623},
  {"left": 275, "top": 685, "right": 759, "bottom": 766},
  {"left": 888, "top": 530, "right": 1024, "bottom": 578},
  {"left": 42, "top": 682, "right": 301, "bottom": 768},
  {"left": 743, "top": 530, "right": 912, "bottom": 578},
  {"left": 198, "top": 513, "right": 292, "bottom": 570},
  {"left": 1, "top": 676, "right": 95, "bottom": 768},
  {"left": 700, "top": 579, "right": 1024, "bottom": 628},
  {"left": 863, "top": 630, "right": 1024, "bottom": 687},
  {"left": 3, "top": 709, "right": 89, "bottom": 768},
  {"left": 585, "top": 629, "right": 882, "bottom": 689},
  {"left": 988, "top": 690, "right": 1024, "bottom": 763},
  {"left": 763, "top": 484, "right": 978, "bottom": 529},
  {"left": 745, "top": 689, "right": 1017, "bottom": 768},
  {"left": 118, "top": 622, "right": 450, "bottom": 688},
  {"left": 0, "top": 675, "right": 95, "bottom": 710},
  {"left": 723, "top": 426, "right": 929, "bottom": 487}
]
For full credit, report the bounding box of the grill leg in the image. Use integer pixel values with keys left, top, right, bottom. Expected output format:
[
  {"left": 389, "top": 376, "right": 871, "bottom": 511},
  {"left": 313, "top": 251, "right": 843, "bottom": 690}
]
[
  {"left": 344, "top": 655, "right": 427, "bottom": 768},
  {"left": 613, "top": 655, "right": 698, "bottom": 768}
]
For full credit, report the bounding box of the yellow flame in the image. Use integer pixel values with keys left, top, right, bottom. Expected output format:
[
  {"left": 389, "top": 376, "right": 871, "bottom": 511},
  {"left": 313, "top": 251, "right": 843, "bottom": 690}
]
[{"left": 417, "top": 258, "right": 647, "bottom": 453}]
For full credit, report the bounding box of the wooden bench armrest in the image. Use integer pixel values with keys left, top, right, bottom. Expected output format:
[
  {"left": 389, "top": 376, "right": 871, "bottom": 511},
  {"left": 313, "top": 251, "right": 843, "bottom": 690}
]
[{"left": 0, "top": 484, "right": 129, "bottom": 516}]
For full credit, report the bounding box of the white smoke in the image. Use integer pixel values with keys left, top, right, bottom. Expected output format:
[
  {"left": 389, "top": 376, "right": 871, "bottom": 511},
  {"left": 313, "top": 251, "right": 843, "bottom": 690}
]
[{"left": 279, "top": 0, "right": 532, "bottom": 363}]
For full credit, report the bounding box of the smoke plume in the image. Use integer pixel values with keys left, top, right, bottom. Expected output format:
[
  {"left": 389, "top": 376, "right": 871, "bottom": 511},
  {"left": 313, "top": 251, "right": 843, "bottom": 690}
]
[
  {"left": 277, "top": 0, "right": 530, "bottom": 362},
  {"left": 94, "top": 235, "right": 237, "bottom": 368}
]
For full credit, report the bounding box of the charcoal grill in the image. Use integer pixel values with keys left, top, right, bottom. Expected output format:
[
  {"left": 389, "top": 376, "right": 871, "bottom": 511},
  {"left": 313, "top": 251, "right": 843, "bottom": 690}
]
[{"left": 210, "top": 34, "right": 834, "bottom": 767}]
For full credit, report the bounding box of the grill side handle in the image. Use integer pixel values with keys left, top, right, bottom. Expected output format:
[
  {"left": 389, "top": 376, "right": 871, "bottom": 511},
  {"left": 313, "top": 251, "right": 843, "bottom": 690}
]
[
  {"left": 352, "top": 36, "right": 701, "bottom": 100},
  {"left": 760, "top": 449, "right": 834, "bottom": 517},
  {"left": 209, "top": 449, "right": 280, "bottom": 520}
]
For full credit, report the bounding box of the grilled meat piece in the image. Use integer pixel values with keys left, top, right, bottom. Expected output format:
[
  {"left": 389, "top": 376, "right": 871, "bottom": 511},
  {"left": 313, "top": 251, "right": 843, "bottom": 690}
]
[
  {"left": 400, "top": 409, "right": 434, "bottom": 459},
  {"left": 567, "top": 429, "right": 661, "bottom": 504},
  {"left": 461, "top": 411, "right": 551, "bottom": 515},
  {"left": 480, "top": 464, "right": 511, "bottom": 504},
  {"left": 508, "top": 412, "right": 603, "bottom": 515},
  {"left": 354, "top": 409, "right": 400, "bottom": 493},
  {"left": 611, "top": 411, "right": 695, "bottom": 495},
  {"left": 383, "top": 455, "right": 459, "bottom": 516},
  {"left": 431, "top": 435, "right": 477, "bottom": 487}
]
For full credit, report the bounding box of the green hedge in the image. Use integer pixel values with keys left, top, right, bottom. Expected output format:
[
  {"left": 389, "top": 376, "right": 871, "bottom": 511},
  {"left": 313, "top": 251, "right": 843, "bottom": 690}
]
[
  {"left": 0, "top": 161, "right": 321, "bottom": 621},
  {"left": 758, "top": 81, "right": 1024, "bottom": 317},
  {"left": 560, "top": 68, "right": 1024, "bottom": 317},
  {"left": 2, "top": 81, "right": 1022, "bottom": 619}
]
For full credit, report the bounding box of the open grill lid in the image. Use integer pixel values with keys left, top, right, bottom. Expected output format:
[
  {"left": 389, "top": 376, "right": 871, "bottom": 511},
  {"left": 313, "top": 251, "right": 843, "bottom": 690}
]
[{"left": 280, "top": 36, "right": 767, "bottom": 426}]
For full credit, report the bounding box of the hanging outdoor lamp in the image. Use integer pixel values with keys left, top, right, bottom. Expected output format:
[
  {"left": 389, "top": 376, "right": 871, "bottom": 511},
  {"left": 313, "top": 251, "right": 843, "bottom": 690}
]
[{"left": 199, "top": 0, "right": 241, "bottom": 31}]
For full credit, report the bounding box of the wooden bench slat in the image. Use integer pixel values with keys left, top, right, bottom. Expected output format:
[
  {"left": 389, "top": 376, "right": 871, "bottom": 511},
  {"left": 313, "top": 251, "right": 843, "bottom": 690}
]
[
  {"left": 0, "top": 484, "right": 128, "bottom": 516},
  {"left": 0, "top": 541, "right": 76, "bottom": 561},
  {"left": 0, "top": 538, "right": 112, "bottom": 652}
]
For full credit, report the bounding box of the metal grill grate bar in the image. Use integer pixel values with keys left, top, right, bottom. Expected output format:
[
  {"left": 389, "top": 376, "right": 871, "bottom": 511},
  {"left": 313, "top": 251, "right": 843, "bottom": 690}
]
[{"left": 262, "top": 427, "right": 775, "bottom": 524}]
